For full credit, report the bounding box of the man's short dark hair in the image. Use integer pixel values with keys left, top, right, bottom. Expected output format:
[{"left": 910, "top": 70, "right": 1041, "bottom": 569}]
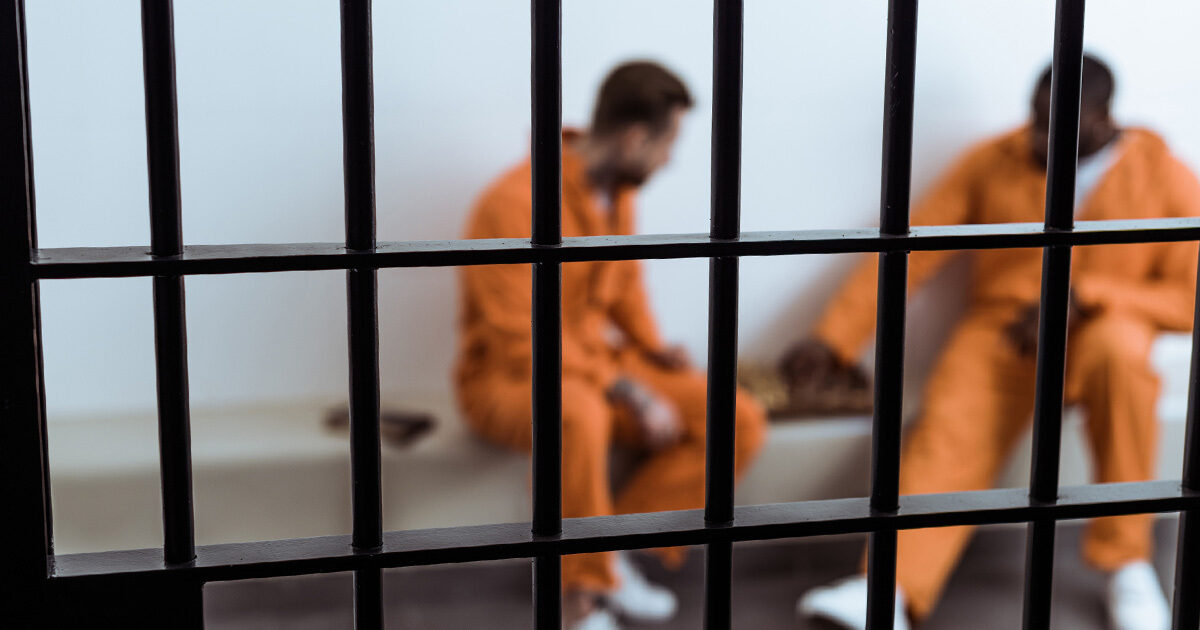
[
  {"left": 590, "top": 61, "right": 694, "bottom": 137},
  {"left": 1036, "top": 53, "right": 1115, "bottom": 113}
]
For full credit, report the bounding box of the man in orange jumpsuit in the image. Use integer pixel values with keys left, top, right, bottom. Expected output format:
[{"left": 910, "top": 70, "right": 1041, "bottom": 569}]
[
  {"left": 456, "top": 61, "right": 767, "bottom": 630},
  {"left": 791, "top": 56, "right": 1200, "bottom": 630}
]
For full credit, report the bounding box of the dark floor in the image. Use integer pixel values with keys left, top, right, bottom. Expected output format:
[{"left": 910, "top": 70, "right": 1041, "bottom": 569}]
[{"left": 204, "top": 519, "right": 1179, "bottom": 629}]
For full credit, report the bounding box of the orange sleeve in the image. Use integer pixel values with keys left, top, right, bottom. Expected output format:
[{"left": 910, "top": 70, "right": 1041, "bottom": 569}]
[
  {"left": 609, "top": 259, "right": 665, "bottom": 353},
  {"left": 1074, "top": 157, "right": 1200, "bottom": 332},
  {"left": 813, "top": 146, "right": 985, "bottom": 363},
  {"left": 462, "top": 194, "right": 617, "bottom": 387}
]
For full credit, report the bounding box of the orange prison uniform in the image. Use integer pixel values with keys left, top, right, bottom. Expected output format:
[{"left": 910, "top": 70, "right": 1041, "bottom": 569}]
[
  {"left": 814, "top": 127, "right": 1200, "bottom": 620},
  {"left": 455, "top": 135, "right": 767, "bottom": 592}
]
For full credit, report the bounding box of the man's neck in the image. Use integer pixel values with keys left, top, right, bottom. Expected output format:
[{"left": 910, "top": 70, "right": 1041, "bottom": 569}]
[{"left": 572, "top": 133, "right": 621, "bottom": 198}]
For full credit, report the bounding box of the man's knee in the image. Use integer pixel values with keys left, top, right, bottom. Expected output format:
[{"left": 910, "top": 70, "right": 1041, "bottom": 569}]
[
  {"left": 560, "top": 379, "right": 614, "bottom": 448},
  {"left": 1071, "top": 315, "right": 1154, "bottom": 376}
]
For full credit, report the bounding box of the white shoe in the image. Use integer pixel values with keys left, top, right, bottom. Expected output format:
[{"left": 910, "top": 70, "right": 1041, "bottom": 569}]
[
  {"left": 796, "top": 575, "right": 910, "bottom": 630},
  {"left": 1107, "top": 561, "right": 1169, "bottom": 630},
  {"left": 606, "top": 552, "right": 678, "bottom": 622},
  {"left": 570, "top": 608, "right": 621, "bottom": 630}
]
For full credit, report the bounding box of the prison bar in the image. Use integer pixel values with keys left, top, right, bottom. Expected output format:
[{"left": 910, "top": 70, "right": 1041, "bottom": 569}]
[
  {"left": 1172, "top": 252, "right": 1200, "bottom": 629},
  {"left": 530, "top": 0, "right": 564, "bottom": 627},
  {"left": 703, "top": 0, "right": 745, "bottom": 626},
  {"left": 44, "top": 481, "right": 1198, "bottom": 585},
  {"left": 35, "top": 218, "right": 1200, "bottom": 280},
  {"left": 338, "top": 0, "right": 384, "bottom": 627},
  {"left": 865, "top": 0, "right": 919, "bottom": 628},
  {"left": 1022, "top": 1, "right": 1087, "bottom": 628},
  {"left": 140, "top": 0, "right": 195, "bottom": 568},
  {"left": 0, "top": 0, "right": 53, "bottom": 624}
]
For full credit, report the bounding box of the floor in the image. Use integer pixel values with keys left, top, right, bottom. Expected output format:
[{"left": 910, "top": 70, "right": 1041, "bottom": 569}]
[{"left": 204, "top": 519, "right": 1179, "bottom": 629}]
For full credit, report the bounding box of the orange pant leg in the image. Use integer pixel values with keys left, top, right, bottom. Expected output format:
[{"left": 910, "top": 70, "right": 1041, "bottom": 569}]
[
  {"left": 1066, "top": 313, "right": 1160, "bottom": 570},
  {"left": 611, "top": 349, "right": 767, "bottom": 566},
  {"left": 458, "top": 374, "right": 619, "bottom": 592},
  {"left": 887, "top": 312, "right": 1037, "bottom": 621}
]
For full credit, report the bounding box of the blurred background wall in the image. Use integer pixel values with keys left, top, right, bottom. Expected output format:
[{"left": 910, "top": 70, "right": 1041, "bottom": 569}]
[{"left": 26, "top": 0, "right": 1200, "bottom": 420}]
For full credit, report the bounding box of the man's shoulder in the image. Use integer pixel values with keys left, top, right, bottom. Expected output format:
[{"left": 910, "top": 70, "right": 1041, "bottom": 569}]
[{"left": 465, "top": 160, "right": 533, "bottom": 239}]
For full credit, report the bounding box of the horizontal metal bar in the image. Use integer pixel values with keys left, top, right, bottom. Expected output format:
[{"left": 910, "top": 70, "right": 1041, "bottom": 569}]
[
  {"left": 31, "top": 217, "right": 1200, "bottom": 279},
  {"left": 49, "top": 481, "right": 1196, "bottom": 584}
]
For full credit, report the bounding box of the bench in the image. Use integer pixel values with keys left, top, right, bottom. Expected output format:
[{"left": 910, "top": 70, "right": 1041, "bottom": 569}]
[{"left": 47, "top": 334, "right": 1192, "bottom": 555}]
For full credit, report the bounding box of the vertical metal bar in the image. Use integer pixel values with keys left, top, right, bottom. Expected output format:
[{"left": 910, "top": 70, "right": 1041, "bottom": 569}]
[
  {"left": 703, "top": 1, "right": 743, "bottom": 628},
  {"left": 530, "top": 0, "right": 563, "bottom": 627},
  {"left": 866, "top": 1, "right": 918, "bottom": 629},
  {"left": 140, "top": 0, "right": 196, "bottom": 569},
  {"left": 15, "top": 0, "right": 55, "bottom": 558},
  {"left": 1022, "top": 2, "right": 1085, "bottom": 628},
  {"left": 353, "top": 566, "right": 383, "bottom": 628},
  {"left": 1172, "top": 253, "right": 1200, "bottom": 630},
  {"left": 0, "top": 0, "right": 52, "bottom": 622},
  {"left": 340, "top": 0, "right": 382, "bottom": 627}
]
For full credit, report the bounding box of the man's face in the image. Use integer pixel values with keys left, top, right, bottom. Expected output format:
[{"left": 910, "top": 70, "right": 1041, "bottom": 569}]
[
  {"left": 610, "top": 107, "right": 685, "bottom": 188},
  {"left": 1029, "top": 84, "right": 1112, "bottom": 169}
]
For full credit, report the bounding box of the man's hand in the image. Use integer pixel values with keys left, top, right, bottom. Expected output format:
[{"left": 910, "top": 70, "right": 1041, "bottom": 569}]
[
  {"left": 645, "top": 344, "right": 691, "bottom": 371},
  {"left": 778, "top": 338, "right": 868, "bottom": 390},
  {"left": 609, "top": 377, "right": 683, "bottom": 449},
  {"left": 1005, "top": 290, "right": 1097, "bottom": 357}
]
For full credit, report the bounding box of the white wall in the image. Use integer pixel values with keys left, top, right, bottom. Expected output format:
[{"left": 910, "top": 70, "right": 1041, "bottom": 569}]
[{"left": 26, "top": 0, "right": 1200, "bottom": 420}]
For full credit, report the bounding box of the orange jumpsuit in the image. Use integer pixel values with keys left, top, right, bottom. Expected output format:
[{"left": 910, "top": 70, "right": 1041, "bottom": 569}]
[
  {"left": 815, "top": 127, "right": 1200, "bottom": 620},
  {"left": 455, "top": 134, "right": 767, "bottom": 592}
]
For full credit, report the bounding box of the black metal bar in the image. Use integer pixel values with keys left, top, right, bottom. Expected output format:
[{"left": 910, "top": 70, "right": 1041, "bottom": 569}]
[
  {"left": 704, "top": 1, "right": 744, "bottom": 627},
  {"left": 346, "top": 270, "right": 381, "bottom": 550},
  {"left": 339, "top": 1, "right": 382, "bottom": 627},
  {"left": 49, "top": 481, "right": 1200, "bottom": 583},
  {"left": 530, "top": 0, "right": 561, "bottom": 249},
  {"left": 1173, "top": 512, "right": 1200, "bottom": 630},
  {"left": 341, "top": 0, "right": 375, "bottom": 254},
  {"left": 141, "top": 0, "right": 183, "bottom": 258},
  {"left": 30, "top": 218, "right": 1200, "bottom": 279},
  {"left": 353, "top": 566, "right": 382, "bottom": 628},
  {"left": 140, "top": 0, "right": 196, "bottom": 571},
  {"left": 150, "top": 274, "right": 194, "bottom": 563},
  {"left": 704, "top": 257, "right": 739, "bottom": 527},
  {"left": 705, "top": 540, "right": 733, "bottom": 627},
  {"left": 1172, "top": 252, "right": 1200, "bottom": 630},
  {"left": 710, "top": 0, "right": 743, "bottom": 243},
  {"left": 531, "top": 262, "right": 562, "bottom": 535},
  {"left": 530, "top": 0, "right": 563, "bottom": 626},
  {"left": 533, "top": 555, "right": 561, "bottom": 629},
  {"left": 1, "top": 0, "right": 51, "bottom": 622},
  {"left": 867, "top": 1, "right": 918, "bottom": 628},
  {"left": 17, "top": 0, "right": 53, "bottom": 563},
  {"left": 1022, "top": 2, "right": 1086, "bottom": 628}
]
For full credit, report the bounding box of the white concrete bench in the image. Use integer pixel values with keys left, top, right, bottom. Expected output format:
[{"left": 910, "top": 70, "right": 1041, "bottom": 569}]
[{"left": 48, "top": 335, "right": 1193, "bottom": 555}]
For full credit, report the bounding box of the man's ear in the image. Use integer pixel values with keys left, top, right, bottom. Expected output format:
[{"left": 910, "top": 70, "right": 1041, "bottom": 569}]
[{"left": 618, "top": 124, "right": 650, "bottom": 156}]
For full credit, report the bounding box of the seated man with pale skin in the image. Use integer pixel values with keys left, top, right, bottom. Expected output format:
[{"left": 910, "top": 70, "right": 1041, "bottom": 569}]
[{"left": 455, "top": 61, "right": 767, "bottom": 630}]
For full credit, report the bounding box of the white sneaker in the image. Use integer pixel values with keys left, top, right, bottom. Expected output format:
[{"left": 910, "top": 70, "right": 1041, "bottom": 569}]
[
  {"left": 1107, "top": 561, "right": 1169, "bottom": 630},
  {"left": 570, "top": 608, "right": 621, "bottom": 630},
  {"left": 796, "top": 575, "right": 910, "bottom": 630},
  {"left": 606, "top": 552, "right": 678, "bottom": 623}
]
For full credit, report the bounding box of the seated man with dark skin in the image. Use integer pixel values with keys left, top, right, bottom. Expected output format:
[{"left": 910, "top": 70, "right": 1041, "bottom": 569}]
[
  {"left": 455, "top": 61, "right": 767, "bottom": 630},
  {"left": 787, "top": 55, "right": 1200, "bottom": 630}
]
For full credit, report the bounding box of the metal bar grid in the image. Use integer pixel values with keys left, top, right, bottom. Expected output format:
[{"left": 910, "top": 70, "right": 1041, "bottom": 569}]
[
  {"left": 4, "top": 0, "right": 1200, "bottom": 628},
  {"left": 0, "top": 0, "right": 52, "bottom": 626},
  {"left": 865, "top": 1, "right": 918, "bottom": 627},
  {"left": 338, "top": 0, "right": 384, "bottom": 626},
  {"left": 530, "top": 0, "right": 564, "bottom": 627},
  {"left": 703, "top": 0, "right": 743, "bottom": 627},
  {"left": 139, "top": 0, "right": 205, "bottom": 625},
  {"left": 1023, "top": 1, "right": 1087, "bottom": 627}
]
